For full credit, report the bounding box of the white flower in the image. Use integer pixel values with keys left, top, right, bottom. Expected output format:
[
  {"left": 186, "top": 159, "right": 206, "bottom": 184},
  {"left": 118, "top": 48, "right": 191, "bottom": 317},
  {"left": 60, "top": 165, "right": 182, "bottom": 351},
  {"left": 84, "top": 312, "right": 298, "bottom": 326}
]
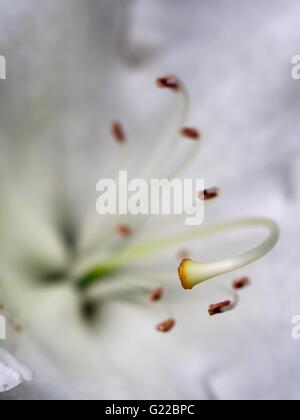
[{"left": 0, "top": 0, "right": 293, "bottom": 401}]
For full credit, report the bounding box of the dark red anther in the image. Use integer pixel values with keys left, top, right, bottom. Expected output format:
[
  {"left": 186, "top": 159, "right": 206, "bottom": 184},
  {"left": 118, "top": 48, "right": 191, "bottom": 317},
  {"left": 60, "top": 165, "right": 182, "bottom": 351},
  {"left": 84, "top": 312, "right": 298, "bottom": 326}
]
[
  {"left": 180, "top": 127, "right": 201, "bottom": 140},
  {"left": 208, "top": 300, "right": 232, "bottom": 316},
  {"left": 116, "top": 224, "right": 132, "bottom": 237},
  {"left": 156, "top": 318, "right": 176, "bottom": 333},
  {"left": 150, "top": 288, "right": 164, "bottom": 302},
  {"left": 156, "top": 75, "right": 180, "bottom": 91},
  {"left": 233, "top": 277, "right": 250, "bottom": 290},
  {"left": 111, "top": 121, "right": 126, "bottom": 144},
  {"left": 198, "top": 188, "right": 219, "bottom": 201}
]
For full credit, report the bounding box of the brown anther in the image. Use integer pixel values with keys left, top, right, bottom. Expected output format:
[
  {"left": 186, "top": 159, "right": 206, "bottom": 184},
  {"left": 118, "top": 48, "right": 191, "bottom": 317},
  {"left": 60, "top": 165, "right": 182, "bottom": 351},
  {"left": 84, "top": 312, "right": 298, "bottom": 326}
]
[
  {"left": 111, "top": 121, "right": 126, "bottom": 144},
  {"left": 178, "top": 249, "right": 190, "bottom": 260},
  {"left": 156, "top": 318, "right": 176, "bottom": 333},
  {"left": 9, "top": 319, "right": 23, "bottom": 333},
  {"left": 14, "top": 324, "right": 23, "bottom": 334},
  {"left": 180, "top": 127, "right": 201, "bottom": 140},
  {"left": 233, "top": 276, "right": 250, "bottom": 290},
  {"left": 150, "top": 288, "right": 164, "bottom": 302},
  {"left": 116, "top": 224, "right": 132, "bottom": 237},
  {"left": 156, "top": 75, "right": 180, "bottom": 91},
  {"left": 0, "top": 304, "right": 4, "bottom": 311},
  {"left": 208, "top": 300, "right": 232, "bottom": 316},
  {"left": 198, "top": 188, "right": 219, "bottom": 201}
]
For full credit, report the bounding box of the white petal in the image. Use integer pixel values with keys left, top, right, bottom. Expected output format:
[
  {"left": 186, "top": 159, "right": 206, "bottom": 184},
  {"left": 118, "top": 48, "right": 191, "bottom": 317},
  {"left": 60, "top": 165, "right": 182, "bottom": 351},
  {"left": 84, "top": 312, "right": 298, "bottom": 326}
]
[{"left": 0, "top": 349, "right": 33, "bottom": 393}]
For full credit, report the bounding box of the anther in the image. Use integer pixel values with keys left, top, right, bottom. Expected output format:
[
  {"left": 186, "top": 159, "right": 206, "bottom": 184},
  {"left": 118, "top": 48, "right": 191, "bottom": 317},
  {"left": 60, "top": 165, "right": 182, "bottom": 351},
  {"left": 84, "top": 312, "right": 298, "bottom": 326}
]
[
  {"left": 14, "top": 324, "right": 23, "bottom": 334},
  {"left": 178, "top": 249, "right": 190, "bottom": 260},
  {"left": 156, "top": 318, "right": 176, "bottom": 332},
  {"left": 156, "top": 75, "right": 180, "bottom": 91},
  {"left": 233, "top": 276, "right": 250, "bottom": 290},
  {"left": 180, "top": 127, "right": 200, "bottom": 140},
  {"left": 208, "top": 300, "right": 232, "bottom": 316},
  {"left": 198, "top": 188, "right": 219, "bottom": 201},
  {"left": 150, "top": 288, "right": 164, "bottom": 302},
  {"left": 111, "top": 121, "right": 126, "bottom": 144},
  {"left": 9, "top": 319, "right": 23, "bottom": 333},
  {"left": 116, "top": 224, "right": 132, "bottom": 237}
]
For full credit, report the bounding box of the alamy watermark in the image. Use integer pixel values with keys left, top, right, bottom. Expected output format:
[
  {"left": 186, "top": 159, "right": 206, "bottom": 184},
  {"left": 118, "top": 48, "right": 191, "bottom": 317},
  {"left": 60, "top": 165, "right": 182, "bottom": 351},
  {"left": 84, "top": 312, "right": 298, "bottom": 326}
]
[
  {"left": 96, "top": 171, "right": 205, "bottom": 226},
  {"left": 0, "top": 315, "right": 6, "bottom": 340},
  {"left": 0, "top": 54, "right": 6, "bottom": 80},
  {"left": 291, "top": 315, "right": 300, "bottom": 341},
  {"left": 291, "top": 55, "right": 300, "bottom": 80}
]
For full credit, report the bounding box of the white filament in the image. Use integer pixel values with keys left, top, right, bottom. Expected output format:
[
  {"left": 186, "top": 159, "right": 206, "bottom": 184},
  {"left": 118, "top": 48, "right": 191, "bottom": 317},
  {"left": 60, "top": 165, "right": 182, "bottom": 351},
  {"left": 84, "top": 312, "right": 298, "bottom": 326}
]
[
  {"left": 80, "top": 78, "right": 200, "bottom": 256},
  {"left": 75, "top": 217, "right": 279, "bottom": 291}
]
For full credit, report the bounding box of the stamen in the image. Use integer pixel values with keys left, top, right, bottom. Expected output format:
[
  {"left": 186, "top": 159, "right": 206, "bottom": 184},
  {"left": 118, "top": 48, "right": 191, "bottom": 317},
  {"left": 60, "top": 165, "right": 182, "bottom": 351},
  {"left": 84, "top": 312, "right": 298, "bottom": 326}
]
[
  {"left": 111, "top": 121, "right": 126, "bottom": 144},
  {"left": 0, "top": 304, "right": 4, "bottom": 311},
  {"left": 208, "top": 300, "right": 232, "bottom": 316},
  {"left": 116, "top": 224, "right": 132, "bottom": 237},
  {"left": 156, "top": 318, "right": 176, "bottom": 332},
  {"left": 233, "top": 276, "right": 250, "bottom": 290},
  {"left": 156, "top": 75, "right": 180, "bottom": 91},
  {"left": 198, "top": 188, "right": 219, "bottom": 201},
  {"left": 150, "top": 287, "right": 164, "bottom": 302},
  {"left": 180, "top": 127, "right": 201, "bottom": 140}
]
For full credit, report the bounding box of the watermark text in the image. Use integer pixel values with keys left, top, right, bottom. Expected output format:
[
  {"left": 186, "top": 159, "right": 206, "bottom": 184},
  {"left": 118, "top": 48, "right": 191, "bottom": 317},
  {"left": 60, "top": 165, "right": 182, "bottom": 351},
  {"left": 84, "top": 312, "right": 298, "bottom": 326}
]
[
  {"left": 0, "top": 315, "right": 6, "bottom": 340},
  {"left": 0, "top": 55, "right": 6, "bottom": 80},
  {"left": 291, "top": 55, "right": 300, "bottom": 80},
  {"left": 291, "top": 315, "right": 300, "bottom": 340},
  {"left": 96, "top": 171, "right": 205, "bottom": 226}
]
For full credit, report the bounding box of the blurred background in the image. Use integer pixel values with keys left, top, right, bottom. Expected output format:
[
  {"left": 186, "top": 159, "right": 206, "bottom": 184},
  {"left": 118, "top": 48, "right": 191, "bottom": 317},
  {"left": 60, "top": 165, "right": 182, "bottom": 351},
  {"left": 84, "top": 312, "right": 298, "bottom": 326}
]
[{"left": 0, "top": 0, "right": 300, "bottom": 400}]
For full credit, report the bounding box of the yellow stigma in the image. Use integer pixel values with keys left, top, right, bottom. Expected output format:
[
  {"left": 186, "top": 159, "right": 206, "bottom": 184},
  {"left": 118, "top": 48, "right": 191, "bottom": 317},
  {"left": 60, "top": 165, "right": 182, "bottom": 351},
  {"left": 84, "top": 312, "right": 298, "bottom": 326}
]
[
  {"left": 178, "top": 259, "right": 197, "bottom": 289},
  {"left": 178, "top": 258, "right": 230, "bottom": 289}
]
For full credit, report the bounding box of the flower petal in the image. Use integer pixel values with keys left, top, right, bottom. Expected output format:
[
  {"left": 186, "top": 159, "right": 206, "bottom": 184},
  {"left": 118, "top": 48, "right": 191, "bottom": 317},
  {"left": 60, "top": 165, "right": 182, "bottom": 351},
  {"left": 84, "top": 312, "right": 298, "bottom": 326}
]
[{"left": 0, "top": 348, "right": 32, "bottom": 393}]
